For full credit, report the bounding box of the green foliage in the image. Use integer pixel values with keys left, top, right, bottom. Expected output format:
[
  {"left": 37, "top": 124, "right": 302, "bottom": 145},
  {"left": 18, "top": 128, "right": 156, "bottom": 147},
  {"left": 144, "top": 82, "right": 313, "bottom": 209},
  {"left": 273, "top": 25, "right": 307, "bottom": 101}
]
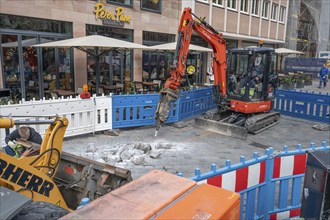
[{"left": 282, "top": 75, "right": 294, "bottom": 84}]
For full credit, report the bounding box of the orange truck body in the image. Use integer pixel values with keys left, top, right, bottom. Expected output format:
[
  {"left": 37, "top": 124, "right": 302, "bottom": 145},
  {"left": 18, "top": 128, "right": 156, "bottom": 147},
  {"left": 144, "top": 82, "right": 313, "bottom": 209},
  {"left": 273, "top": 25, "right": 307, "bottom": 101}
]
[{"left": 61, "top": 170, "right": 240, "bottom": 219}]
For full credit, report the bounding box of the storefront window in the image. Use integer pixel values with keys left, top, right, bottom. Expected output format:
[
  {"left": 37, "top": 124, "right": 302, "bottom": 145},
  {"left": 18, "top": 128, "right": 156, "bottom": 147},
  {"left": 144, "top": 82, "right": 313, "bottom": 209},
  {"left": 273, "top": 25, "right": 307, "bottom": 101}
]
[
  {"left": 141, "top": 0, "right": 162, "bottom": 13},
  {"left": 1, "top": 14, "right": 72, "bottom": 102},
  {"left": 142, "top": 31, "right": 175, "bottom": 83},
  {"left": 86, "top": 25, "right": 133, "bottom": 93},
  {"left": 226, "top": 39, "right": 238, "bottom": 50},
  {"left": 22, "top": 36, "right": 39, "bottom": 100},
  {"left": 2, "top": 35, "right": 21, "bottom": 102},
  {"left": 107, "top": 0, "right": 133, "bottom": 7},
  {"left": 0, "top": 14, "right": 72, "bottom": 34}
]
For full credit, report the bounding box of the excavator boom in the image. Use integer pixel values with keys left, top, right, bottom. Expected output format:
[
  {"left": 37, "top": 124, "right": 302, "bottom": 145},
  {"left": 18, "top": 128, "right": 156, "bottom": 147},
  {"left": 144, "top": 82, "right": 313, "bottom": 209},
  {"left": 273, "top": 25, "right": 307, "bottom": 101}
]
[
  {"left": 155, "top": 7, "right": 226, "bottom": 136},
  {"left": 155, "top": 7, "right": 280, "bottom": 139}
]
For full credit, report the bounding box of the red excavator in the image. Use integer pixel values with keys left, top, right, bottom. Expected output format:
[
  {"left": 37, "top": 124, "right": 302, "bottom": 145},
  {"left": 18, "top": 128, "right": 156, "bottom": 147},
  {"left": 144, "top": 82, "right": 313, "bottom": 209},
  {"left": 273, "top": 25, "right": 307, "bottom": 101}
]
[{"left": 155, "top": 7, "right": 280, "bottom": 139}]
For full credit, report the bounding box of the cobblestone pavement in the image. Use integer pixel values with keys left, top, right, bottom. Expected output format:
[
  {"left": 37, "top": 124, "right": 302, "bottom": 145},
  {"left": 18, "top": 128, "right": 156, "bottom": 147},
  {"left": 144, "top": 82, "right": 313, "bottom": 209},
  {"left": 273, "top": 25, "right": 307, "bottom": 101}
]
[
  {"left": 63, "top": 79, "right": 330, "bottom": 180},
  {"left": 293, "top": 79, "right": 330, "bottom": 94},
  {"left": 63, "top": 115, "right": 330, "bottom": 180}
]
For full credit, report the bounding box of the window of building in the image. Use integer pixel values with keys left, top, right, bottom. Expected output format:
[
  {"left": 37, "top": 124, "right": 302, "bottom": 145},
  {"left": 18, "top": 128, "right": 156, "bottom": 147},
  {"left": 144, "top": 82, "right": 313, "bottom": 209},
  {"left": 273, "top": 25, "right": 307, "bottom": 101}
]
[
  {"left": 212, "top": 0, "right": 223, "bottom": 6},
  {"left": 227, "top": 0, "right": 236, "bottom": 9},
  {"left": 279, "top": 6, "right": 285, "bottom": 23},
  {"left": 106, "top": 0, "right": 132, "bottom": 6},
  {"left": 251, "top": 0, "right": 259, "bottom": 16},
  {"left": 271, "top": 3, "right": 278, "bottom": 21},
  {"left": 0, "top": 14, "right": 73, "bottom": 101},
  {"left": 142, "top": 31, "right": 175, "bottom": 82},
  {"left": 141, "top": 0, "right": 161, "bottom": 13},
  {"left": 240, "top": 0, "right": 248, "bottom": 12},
  {"left": 86, "top": 25, "right": 134, "bottom": 90},
  {"left": 142, "top": 31, "right": 175, "bottom": 46},
  {"left": 0, "top": 14, "right": 72, "bottom": 34},
  {"left": 262, "top": 0, "right": 269, "bottom": 18}
]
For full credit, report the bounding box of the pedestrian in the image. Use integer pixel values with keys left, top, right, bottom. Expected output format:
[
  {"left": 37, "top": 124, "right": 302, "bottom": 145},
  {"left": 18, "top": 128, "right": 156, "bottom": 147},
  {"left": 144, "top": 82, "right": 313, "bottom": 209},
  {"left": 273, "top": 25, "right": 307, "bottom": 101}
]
[
  {"left": 4, "top": 126, "right": 42, "bottom": 157},
  {"left": 318, "top": 63, "right": 329, "bottom": 88}
]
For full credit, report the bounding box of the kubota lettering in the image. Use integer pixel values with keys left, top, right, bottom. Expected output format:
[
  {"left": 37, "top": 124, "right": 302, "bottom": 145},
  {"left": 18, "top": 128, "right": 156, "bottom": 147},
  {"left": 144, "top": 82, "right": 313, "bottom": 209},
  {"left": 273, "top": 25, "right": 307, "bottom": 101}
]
[{"left": 0, "top": 158, "right": 54, "bottom": 197}]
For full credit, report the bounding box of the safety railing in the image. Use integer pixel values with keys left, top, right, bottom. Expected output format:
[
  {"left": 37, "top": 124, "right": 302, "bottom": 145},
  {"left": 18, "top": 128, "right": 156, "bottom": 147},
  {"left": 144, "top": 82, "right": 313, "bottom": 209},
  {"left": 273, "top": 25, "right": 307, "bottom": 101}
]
[
  {"left": 0, "top": 95, "right": 112, "bottom": 145},
  {"left": 0, "top": 87, "right": 215, "bottom": 144},
  {"left": 189, "top": 141, "right": 330, "bottom": 220},
  {"left": 1, "top": 87, "right": 329, "bottom": 145},
  {"left": 274, "top": 89, "right": 330, "bottom": 124}
]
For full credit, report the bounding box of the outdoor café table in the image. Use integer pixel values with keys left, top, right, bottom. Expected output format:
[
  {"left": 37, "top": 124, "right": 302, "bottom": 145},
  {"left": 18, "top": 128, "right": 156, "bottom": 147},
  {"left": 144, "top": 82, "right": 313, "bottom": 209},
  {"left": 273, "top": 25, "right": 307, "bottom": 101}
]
[
  {"left": 53, "top": 89, "right": 79, "bottom": 98},
  {"left": 142, "top": 82, "right": 159, "bottom": 92},
  {"left": 102, "top": 85, "right": 123, "bottom": 94}
]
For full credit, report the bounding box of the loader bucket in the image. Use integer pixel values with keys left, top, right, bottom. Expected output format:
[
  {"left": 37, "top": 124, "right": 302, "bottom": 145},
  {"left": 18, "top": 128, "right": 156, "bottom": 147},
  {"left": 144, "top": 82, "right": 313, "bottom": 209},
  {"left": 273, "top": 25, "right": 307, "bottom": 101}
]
[{"left": 194, "top": 116, "right": 248, "bottom": 140}]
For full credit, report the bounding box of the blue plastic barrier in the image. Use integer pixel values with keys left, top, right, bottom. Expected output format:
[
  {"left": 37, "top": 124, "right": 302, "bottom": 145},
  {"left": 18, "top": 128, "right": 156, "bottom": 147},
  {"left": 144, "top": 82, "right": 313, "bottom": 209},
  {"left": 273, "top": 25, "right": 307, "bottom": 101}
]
[
  {"left": 178, "top": 88, "right": 216, "bottom": 121},
  {"left": 275, "top": 89, "right": 330, "bottom": 124},
  {"left": 112, "top": 88, "right": 215, "bottom": 129},
  {"left": 112, "top": 87, "right": 329, "bottom": 129},
  {"left": 189, "top": 141, "right": 330, "bottom": 220}
]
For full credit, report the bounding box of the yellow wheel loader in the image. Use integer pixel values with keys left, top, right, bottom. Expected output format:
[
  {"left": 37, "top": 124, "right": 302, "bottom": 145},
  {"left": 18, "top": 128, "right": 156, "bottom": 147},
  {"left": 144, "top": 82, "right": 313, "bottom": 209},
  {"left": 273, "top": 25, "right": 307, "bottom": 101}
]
[{"left": 0, "top": 90, "right": 132, "bottom": 220}]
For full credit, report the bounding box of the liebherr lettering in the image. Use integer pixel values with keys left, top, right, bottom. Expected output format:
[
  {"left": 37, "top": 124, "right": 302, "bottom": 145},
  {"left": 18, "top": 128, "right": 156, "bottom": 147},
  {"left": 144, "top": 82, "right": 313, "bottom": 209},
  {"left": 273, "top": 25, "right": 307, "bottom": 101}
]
[{"left": 0, "top": 159, "right": 54, "bottom": 197}]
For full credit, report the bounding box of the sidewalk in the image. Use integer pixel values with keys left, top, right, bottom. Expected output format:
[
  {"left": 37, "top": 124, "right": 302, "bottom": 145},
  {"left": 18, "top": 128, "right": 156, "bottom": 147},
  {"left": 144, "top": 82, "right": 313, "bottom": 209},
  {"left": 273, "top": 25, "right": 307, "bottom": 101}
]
[{"left": 295, "top": 79, "right": 330, "bottom": 94}]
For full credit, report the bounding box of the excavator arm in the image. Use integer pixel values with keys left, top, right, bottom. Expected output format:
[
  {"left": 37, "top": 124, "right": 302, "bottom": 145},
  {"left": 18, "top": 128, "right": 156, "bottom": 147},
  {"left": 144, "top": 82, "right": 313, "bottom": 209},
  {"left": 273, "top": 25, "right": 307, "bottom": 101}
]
[{"left": 155, "top": 7, "right": 227, "bottom": 135}]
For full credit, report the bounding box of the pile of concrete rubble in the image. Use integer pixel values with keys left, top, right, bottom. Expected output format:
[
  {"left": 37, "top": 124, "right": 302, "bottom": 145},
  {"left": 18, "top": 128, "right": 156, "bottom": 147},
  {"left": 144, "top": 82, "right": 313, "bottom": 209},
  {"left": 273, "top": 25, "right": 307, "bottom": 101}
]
[{"left": 80, "top": 142, "right": 173, "bottom": 166}]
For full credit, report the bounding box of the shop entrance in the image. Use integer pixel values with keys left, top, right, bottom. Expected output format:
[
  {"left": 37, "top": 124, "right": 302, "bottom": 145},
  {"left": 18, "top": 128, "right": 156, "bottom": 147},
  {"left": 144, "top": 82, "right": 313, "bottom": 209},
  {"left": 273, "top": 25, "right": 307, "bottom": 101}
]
[{"left": 1, "top": 34, "right": 72, "bottom": 102}]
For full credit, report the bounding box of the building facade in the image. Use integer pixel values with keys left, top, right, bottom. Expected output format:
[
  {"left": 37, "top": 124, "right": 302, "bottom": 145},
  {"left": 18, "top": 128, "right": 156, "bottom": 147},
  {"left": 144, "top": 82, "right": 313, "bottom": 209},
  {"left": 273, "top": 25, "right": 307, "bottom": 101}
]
[
  {"left": 0, "top": 0, "right": 181, "bottom": 101},
  {"left": 184, "top": 0, "right": 288, "bottom": 49},
  {"left": 285, "top": 0, "right": 330, "bottom": 58},
  {"left": 1, "top": 0, "right": 290, "bottom": 101}
]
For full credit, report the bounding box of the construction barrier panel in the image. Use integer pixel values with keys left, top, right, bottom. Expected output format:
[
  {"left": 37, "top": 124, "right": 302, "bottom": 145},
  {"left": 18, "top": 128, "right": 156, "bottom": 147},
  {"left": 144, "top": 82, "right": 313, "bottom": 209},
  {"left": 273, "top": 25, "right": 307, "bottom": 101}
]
[
  {"left": 274, "top": 89, "right": 330, "bottom": 124},
  {"left": 112, "top": 87, "right": 216, "bottom": 128},
  {"left": 1, "top": 87, "right": 329, "bottom": 145},
  {"left": 190, "top": 142, "right": 330, "bottom": 220}
]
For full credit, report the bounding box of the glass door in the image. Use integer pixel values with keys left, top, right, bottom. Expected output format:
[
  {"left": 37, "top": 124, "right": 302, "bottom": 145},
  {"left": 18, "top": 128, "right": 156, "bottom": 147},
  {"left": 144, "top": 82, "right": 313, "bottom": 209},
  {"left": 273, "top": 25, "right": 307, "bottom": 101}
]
[
  {"left": 1, "top": 34, "right": 21, "bottom": 102},
  {"left": 22, "top": 35, "right": 39, "bottom": 100}
]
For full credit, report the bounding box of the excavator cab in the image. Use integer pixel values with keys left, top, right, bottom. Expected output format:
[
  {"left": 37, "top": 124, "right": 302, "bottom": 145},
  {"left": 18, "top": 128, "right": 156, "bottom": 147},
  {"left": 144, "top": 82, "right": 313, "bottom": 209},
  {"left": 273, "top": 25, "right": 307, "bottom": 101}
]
[{"left": 226, "top": 47, "right": 278, "bottom": 103}]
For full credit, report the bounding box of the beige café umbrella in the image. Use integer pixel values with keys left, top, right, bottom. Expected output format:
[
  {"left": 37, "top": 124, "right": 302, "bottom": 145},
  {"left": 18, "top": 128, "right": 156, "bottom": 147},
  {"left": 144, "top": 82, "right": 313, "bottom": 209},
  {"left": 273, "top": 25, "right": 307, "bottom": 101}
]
[
  {"left": 33, "top": 35, "right": 150, "bottom": 95},
  {"left": 275, "top": 48, "right": 305, "bottom": 73},
  {"left": 149, "top": 42, "right": 213, "bottom": 52}
]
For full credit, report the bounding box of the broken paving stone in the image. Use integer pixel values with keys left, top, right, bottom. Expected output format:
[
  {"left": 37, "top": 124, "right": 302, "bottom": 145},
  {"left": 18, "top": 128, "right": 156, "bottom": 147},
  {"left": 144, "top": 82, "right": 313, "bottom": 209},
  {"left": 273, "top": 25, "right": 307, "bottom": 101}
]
[
  {"left": 131, "top": 155, "right": 145, "bottom": 165},
  {"left": 120, "top": 149, "right": 135, "bottom": 161},
  {"left": 86, "top": 143, "right": 96, "bottom": 153},
  {"left": 116, "top": 144, "right": 133, "bottom": 156},
  {"left": 150, "top": 150, "right": 161, "bottom": 159},
  {"left": 155, "top": 143, "right": 172, "bottom": 150},
  {"left": 133, "top": 149, "right": 144, "bottom": 155},
  {"left": 134, "top": 143, "right": 152, "bottom": 153},
  {"left": 103, "top": 155, "right": 121, "bottom": 165}
]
